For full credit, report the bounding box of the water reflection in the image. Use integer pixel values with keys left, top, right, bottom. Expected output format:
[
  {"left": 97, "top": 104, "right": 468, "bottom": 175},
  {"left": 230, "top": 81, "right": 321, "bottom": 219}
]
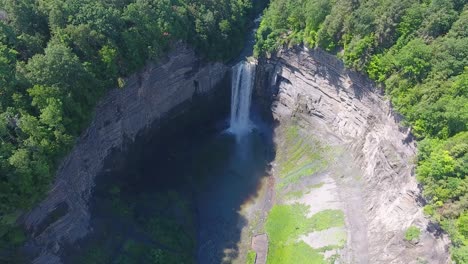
[{"left": 193, "top": 129, "right": 273, "bottom": 263}]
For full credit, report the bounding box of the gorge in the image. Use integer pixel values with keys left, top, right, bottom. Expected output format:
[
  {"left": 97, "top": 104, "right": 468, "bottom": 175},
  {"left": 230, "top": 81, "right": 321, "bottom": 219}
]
[
  {"left": 17, "top": 44, "right": 451, "bottom": 263},
  {"left": 1, "top": 1, "right": 465, "bottom": 263}
]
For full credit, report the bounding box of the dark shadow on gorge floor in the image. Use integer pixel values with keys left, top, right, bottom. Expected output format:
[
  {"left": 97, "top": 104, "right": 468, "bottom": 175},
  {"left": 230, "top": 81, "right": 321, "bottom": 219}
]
[{"left": 61, "top": 74, "right": 276, "bottom": 264}]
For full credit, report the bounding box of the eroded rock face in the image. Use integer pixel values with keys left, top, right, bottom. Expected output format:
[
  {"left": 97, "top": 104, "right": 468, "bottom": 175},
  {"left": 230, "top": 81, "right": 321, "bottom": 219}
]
[
  {"left": 22, "top": 45, "right": 228, "bottom": 264},
  {"left": 256, "top": 47, "right": 451, "bottom": 263}
]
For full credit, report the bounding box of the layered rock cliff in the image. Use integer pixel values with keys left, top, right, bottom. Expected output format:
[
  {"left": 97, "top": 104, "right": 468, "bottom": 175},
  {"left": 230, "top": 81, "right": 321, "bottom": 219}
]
[
  {"left": 21, "top": 45, "right": 228, "bottom": 264},
  {"left": 255, "top": 47, "right": 451, "bottom": 263},
  {"left": 21, "top": 43, "right": 452, "bottom": 264}
]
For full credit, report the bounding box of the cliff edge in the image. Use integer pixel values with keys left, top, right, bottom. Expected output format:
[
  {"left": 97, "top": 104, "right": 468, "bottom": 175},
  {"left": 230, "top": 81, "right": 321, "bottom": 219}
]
[{"left": 21, "top": 45, "right": 228, "bottom": 264}]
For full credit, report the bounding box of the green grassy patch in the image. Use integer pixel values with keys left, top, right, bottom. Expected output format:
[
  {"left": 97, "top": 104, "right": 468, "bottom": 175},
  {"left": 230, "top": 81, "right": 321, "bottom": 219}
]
[
  {"left": 283, "top": 189, "right": 306, "bottom": 200},
  {"left": 265, "top": 204, "right": 345, "bottom": 264},
  {"left": 267, "top": 241, "right": 326, "bottom": 264},
  {"left": 246, "top": 250, "right": 257, "bottom": 264}
]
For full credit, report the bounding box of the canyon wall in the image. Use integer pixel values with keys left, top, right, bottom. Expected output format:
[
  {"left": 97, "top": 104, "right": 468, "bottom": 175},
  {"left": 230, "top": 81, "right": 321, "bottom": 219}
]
[
  {"left": 21, "top": 44, "right": 229, "bottom": 264},
  {"left": 255, "top": 47, "right": 451, "bottom": 263},
  {"left": 20, "top": 42, "right": 453, "bottom": 264}
]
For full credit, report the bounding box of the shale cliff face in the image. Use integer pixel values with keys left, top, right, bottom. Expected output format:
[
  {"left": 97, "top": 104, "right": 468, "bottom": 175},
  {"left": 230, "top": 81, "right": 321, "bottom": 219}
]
[
  {"left": 22, "top": 45, "right": 228, "bottom": 264},
  {"left": 256, "top": 48, "right": 451, "bottom": 263}
]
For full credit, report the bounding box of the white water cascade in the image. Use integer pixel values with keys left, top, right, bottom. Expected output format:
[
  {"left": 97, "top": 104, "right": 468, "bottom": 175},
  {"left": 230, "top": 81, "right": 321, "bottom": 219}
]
[{"left": 229, "top": 61, "right": 256, "bottom": 137}]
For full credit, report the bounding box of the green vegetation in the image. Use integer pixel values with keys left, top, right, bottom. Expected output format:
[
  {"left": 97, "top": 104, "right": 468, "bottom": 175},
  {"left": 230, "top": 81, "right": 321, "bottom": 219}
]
[
  {"left": 283, "top": 182, "right": 326, "bottom": 200},
  {"left": 405, "top": 226, "right": 421, "bottom": 241},
  {"left": 246, "top": 250, "right": 257, "bottom": 264},
  {"left": 283, "top": 189, "right": 306, "bottom": 200},
  {"left": 255, "top": 0, "right": 467, "bottom": 260},
  {"left": 276, "top": 125, "right": 329, "bottom": 191},
  {"left": 80, "top": 239, "right": 192, "bottom": 264},
  {"left": 0, "top": 0, "right": 267, "bottom": 256},
  {"left": 73, "top": 189, "right": 195, "bottom": 264},
  {"left": 270, "top": 124, "right": 345, "bottom": 262},
  {"left": 265, "top": 204, "right": 344, "bottom": 264}
]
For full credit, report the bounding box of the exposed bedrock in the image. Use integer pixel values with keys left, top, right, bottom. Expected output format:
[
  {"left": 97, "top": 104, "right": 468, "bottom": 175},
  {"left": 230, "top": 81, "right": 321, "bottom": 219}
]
[
  {"left": 255, "top": 47, "right": 451, "bottom": 264},
  {"left": 21, "top": 44, "right": 229, "bottom": 264},
  {"left": 21, "top": 43, "right": 453, "bottom": 264}
]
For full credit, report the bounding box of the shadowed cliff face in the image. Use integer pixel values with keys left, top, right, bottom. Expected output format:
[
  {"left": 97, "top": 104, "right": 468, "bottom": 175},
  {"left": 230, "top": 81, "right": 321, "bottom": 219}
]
[
  {"left": 61, "top": 96, "right": 275, "bottom": 264},
  {"left": 254, "top": 47, "right": 451, "bottom": 263},
  {"left": 21, "top": 44, "right": 230, "bottom": 263},
  {"left": 20, "top": 42, "right": 275, "bottom": 264}
]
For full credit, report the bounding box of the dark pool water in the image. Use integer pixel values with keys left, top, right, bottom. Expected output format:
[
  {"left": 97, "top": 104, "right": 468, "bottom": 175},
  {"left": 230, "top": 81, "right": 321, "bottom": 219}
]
[
  {"left": 193, "top": 130, "right": 273, "bottom": 263},
  {"left": 65, "top": 109, "right": 274, "bottom": 263}
]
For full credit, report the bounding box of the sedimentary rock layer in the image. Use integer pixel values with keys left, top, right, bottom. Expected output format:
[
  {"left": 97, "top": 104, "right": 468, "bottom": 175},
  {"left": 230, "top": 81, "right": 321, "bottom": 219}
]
[
  {"left": 22, "top": 45, "right": 228, "bottom": 264},
  {"left": 256, "top": 47, "right": 451, "bottom": 264}
]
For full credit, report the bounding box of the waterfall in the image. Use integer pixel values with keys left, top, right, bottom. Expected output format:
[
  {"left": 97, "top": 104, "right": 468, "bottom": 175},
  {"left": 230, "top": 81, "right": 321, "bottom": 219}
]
[{"left": 229, "top": 61, "right": 256, "bottom": 137}]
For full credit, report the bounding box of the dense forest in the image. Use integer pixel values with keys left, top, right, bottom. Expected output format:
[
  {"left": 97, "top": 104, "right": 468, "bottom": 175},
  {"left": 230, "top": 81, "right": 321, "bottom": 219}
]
[
  {"left": 0, "top": 0, "right": 467, "bottom": 262},
  {"left": 0, "top": 0, "right": 265, "bottom": 257},
  {"left": 255, "top": 0, "right": 467, "bottom": 262}
]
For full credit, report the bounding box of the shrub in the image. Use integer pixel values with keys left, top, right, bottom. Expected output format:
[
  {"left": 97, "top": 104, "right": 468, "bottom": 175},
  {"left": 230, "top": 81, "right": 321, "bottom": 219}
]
[{"left": 405, "top": 226, "right": 421, "bottom": 241}]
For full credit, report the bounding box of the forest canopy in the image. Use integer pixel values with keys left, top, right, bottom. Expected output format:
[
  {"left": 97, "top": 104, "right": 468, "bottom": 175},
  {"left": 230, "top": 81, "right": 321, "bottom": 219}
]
[
  {"left": 0, "top": 0, "right": 265, "bottom": 257},
  {"left": 0, "top": 0, "right": 467, "bottom": 262},
  {"left": 255, "top": 0, "right": 467, "bottom": 261}
]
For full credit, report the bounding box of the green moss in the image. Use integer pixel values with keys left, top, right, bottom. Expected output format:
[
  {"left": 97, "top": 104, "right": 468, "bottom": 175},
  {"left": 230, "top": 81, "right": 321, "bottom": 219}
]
[
  {"left": 309, "top": 210, "right": 345, "bottom": 231},
  {"left": 246, "top": 250, "right": 257, "bottom": 264},
  {"left": 283, "top": 190, "right": 306, "bottom": 200},
  {"left": 283, "top": 183, "right": 325, "bottom": 200},
  {"left": 310, "top": 182, "right": 325, "bottom": 189},
  {"left": 285, "top": 125, "right": 299, "bottom": 140},
  {"left": 276, "top": 125, "right": 329, "bottom": 191}
]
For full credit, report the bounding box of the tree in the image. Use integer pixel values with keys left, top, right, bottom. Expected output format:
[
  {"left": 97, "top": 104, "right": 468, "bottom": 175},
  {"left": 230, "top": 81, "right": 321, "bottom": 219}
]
[
  {"left": 25, "top": 41, "right": 97, "bottom": 132},
  {"left": 0, "top": 43, "right": 17, "bottom": 109},
  {"left": 420, "top": 0, "right": 458, "bottom": 38},
  {"left": 394, "top": 38, "right": 432, "bottom": 81}
]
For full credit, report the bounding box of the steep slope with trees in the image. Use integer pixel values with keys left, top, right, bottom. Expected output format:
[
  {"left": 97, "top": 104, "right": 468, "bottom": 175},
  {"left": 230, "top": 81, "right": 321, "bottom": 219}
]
[
  {"left": 255, "top": 0, "right": 467, "bottom": 261},
  {"left": 0, "top": 0, "right": 265, "bottom": 258}
]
